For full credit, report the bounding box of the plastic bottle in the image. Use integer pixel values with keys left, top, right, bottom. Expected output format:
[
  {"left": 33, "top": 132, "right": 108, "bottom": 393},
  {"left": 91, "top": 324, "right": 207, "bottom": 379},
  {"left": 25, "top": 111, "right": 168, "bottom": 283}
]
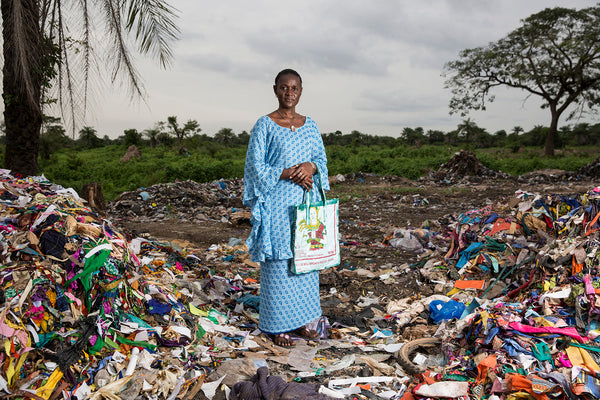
[{"left": 125, "top": 347, "right": 140, "bottom": 376}]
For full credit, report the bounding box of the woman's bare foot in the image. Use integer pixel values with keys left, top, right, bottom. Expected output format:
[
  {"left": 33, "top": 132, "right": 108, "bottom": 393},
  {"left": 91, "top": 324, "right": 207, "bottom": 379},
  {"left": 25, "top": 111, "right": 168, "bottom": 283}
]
[
  {"left": 271, "top": 333, "right": 294, "bottom": 347},
  {"left": 292, "top": 326, "right": 319, "bottom": 340}
]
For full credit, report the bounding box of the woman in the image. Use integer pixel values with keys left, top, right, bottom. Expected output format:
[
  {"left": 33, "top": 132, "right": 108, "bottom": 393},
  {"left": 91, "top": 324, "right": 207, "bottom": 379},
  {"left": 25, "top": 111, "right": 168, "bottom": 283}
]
[{"left": 243, "top": 69, "right": 329, "bottom": 347}]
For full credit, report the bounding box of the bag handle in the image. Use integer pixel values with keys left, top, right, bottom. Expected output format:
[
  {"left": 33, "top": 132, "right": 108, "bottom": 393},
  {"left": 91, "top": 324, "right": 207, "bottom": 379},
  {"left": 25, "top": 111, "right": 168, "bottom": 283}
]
[{"left": 302, "top": 166, "right": 327, "bottom": 224}]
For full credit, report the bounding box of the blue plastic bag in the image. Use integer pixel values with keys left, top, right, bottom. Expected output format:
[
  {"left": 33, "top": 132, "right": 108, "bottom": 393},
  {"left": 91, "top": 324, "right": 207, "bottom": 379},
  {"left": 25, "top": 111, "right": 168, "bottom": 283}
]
[{"left": 429, "top": 299, "right": 466, "bottom": 323}]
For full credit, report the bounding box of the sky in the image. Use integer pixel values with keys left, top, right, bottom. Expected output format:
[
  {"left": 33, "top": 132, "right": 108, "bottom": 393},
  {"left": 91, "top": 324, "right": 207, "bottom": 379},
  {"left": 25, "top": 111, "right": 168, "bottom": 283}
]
[{"left": 79, "top": 0, "right": 598, "bottom": 138}]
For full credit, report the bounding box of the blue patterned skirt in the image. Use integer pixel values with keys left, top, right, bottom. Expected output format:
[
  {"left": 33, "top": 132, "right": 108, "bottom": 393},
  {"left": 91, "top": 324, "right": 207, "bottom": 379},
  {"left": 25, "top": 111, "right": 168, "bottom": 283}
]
[{"left": 258, "top": 259, "right": 321, "bottom": 334}]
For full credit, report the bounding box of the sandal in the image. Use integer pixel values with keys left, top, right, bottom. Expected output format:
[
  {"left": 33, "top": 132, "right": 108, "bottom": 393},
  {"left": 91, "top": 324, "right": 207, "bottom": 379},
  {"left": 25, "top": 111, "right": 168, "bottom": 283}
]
[
  {"left": 292, "top": 326, "right": 319, "bottom": 340},
  {"left": 271, "top": 333, "right": 295, "bottom": 347}
]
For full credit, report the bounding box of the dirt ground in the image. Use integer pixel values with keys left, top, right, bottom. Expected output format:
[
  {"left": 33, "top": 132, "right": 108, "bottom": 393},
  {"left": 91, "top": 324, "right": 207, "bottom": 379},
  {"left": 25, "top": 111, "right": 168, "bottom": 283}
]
[{"left": 110, "top": 173, "right": 597, "bottom": 334}]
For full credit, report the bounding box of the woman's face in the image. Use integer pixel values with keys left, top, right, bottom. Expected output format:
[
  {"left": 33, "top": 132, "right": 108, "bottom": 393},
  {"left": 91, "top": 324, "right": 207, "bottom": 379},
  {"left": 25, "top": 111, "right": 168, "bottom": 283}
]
[{"left": 274, "top": 74, "right": 302, "bottom": 109}]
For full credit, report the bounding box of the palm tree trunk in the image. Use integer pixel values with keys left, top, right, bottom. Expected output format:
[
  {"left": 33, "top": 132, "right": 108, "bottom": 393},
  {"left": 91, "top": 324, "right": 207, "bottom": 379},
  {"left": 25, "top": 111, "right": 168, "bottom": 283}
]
[{"left": 1, "top": 0, "right": 43, "bottom": 176}]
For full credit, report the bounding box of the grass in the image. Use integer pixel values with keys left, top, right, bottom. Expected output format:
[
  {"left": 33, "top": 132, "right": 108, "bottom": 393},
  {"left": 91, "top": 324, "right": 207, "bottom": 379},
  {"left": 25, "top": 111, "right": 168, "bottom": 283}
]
[{"left": 36, "top": 143, "right": 598, "bottom": 201}]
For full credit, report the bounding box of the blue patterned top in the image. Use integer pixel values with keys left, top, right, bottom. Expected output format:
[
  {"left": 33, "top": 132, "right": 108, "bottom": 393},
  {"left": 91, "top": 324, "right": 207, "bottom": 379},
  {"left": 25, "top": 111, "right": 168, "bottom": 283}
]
[{"left": 243, "top": 115, "right": 329, "bottom": 262}]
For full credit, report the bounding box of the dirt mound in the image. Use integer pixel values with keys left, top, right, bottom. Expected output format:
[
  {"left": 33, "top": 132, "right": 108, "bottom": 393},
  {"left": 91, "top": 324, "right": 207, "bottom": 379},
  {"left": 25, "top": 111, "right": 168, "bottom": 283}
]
[
  {"left": 420, "top": 150, "right": 512, "bottom": 184},
  {"left": 120, "top": 144, "right": 142, "bottom": 162}
]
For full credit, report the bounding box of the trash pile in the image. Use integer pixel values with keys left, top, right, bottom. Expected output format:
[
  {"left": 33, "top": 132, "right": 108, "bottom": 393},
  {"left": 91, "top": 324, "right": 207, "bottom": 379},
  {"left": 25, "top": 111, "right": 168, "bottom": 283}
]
[
  {"left": 382, "top": 185, "right": 600, "bottom": 399},
  {"left": 0, "top": 171, "right": 263, "bottom": 399},
  {"left": 517, "top": 169, "right": 571, "bottom": 184},
  {"left": 517, "top": 156, "right": 600, "bottom": 183},
  {"left": 421, "top": 150, "right": 600, "bottom": 185},
  {"left": 2, "top": 165, "right": 600, "bottom": 400},
  {"left": 575, "top": 156, "right": 600, "bottom": 179},
  {"left": 420, "top": 150, "right": 513, "bottom": 184},
  {"left": 108, "top": 178, "right": 245, "bottom": 224}
]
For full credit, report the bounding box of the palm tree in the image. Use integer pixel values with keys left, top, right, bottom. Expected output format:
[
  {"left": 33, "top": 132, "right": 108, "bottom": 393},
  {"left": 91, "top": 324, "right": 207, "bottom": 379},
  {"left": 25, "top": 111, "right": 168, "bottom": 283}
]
[
  {"left": 215, "top": 128, "right": 236, "bottom": 145},
  {"left": 143, "top": 126, "right": 161, "bottom": 148},
  {"left": 1, "top": 0, "right": 180, "bottom": 176},
  {"left": 78, "top": 126, "right": 100, "bottom": 148},
  {"left": 456, "top": 118, "right": 477, "bottom": 141},
  {"left": 510, "top": 126, "right": 524, "bottom": 137}
]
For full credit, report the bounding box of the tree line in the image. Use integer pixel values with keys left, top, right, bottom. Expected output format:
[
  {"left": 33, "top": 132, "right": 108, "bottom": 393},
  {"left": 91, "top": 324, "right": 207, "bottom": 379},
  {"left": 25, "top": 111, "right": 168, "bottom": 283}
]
[{"left": 2, "top": 116, "right": 597, "bottom": 163}]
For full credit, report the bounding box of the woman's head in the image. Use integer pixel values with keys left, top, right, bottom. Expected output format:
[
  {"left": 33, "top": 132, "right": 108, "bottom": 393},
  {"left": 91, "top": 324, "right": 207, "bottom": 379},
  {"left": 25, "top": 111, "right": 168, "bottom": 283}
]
[
  {"left": 274, "top": 69, "right": 303, "bottom": 109},
  {"left": 275, "top": 69, "right": 302, "bottom": 86}
]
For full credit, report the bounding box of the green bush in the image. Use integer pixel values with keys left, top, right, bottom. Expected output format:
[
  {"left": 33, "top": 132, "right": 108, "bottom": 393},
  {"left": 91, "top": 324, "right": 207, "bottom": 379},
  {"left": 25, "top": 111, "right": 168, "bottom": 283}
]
[{"left": 36, "top": 142, "right": 598, "bottom": 201}]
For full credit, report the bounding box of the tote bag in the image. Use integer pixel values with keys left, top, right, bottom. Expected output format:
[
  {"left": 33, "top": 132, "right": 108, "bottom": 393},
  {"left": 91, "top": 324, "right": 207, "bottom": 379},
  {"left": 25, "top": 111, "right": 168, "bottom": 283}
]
[{"left": 291, "top": 174, "right": 340, "bottom": 274}]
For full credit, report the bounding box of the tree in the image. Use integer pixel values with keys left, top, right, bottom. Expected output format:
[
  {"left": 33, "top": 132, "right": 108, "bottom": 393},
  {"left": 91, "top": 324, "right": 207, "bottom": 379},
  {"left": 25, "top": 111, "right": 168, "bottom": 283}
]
[
  {"left": 401, "top": 127, "right": 425, "bottom": 146},
  {"left": 2, "top": 0, "right": 179, "bottom": 176},
  {"left": 214, "top": 128, "right": 236, "bottom": 145},
  {"left": 456, "top": 119, "right": 477, "bottom": 141},
  {"left": 78, "top": 126, "right": 102, "bottom": 149},
  {"left": 157, "top": 130, "right": 174, "bottom": 147},
  {"left": 236, "top": 130, "right": 250, "bottom": 145},
  {"left": 522, "top": 125, "right": 551, "bottom": 147},
  {"left": 123, "top": 128, "right": 142, "bottom": 147},
  {"left": 348, "top": 130, "right": 371, "bottom": 146},
  {"left": 510, "top": 126, "right": 524, "bottom": 137},
  {"left": 444, "top": 6, "right": 600, "bottom": 156},
  {"left": 456, "top": 119, "right": 491, "bottom": 148},
  {"left": 571, "top": 122, "right": 591, "bottom": 146},
  {"left": 322, "top": 130, "right": 343, "bottom": 145},
  {"left": 39, "top": 121, "right": 71, "bottom": 160},
  {"left": 165, "top": 116, "right": 200, "bottom": 154},
  {"left": 426, "top": 129, "right": 445, "bottom": 144},
  {"left": 144, "top": 126, "right": 161, "bottom": 148}
]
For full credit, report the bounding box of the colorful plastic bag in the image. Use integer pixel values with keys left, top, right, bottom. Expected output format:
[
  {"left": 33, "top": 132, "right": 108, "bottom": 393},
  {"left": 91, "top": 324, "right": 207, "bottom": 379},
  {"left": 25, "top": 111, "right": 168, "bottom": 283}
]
[{"left": 291, "top": 174, "right": 340, "bottom": 274}]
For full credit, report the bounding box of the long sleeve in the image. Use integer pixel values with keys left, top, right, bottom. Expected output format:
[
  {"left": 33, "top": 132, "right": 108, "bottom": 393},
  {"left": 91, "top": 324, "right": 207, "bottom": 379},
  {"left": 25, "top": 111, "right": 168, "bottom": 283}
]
[
  {"left": 243, "top": 117, "right": 283, "bottom": 261},
  {"left": 243, "top": 117, "right": 284, "bottom": 207}
]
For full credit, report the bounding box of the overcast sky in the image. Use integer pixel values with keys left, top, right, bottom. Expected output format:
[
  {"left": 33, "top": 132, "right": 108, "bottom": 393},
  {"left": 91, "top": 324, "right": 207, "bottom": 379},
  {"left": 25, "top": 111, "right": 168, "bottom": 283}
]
[{"left": 85, "top": 0, "right": 597, "bottom": 138}]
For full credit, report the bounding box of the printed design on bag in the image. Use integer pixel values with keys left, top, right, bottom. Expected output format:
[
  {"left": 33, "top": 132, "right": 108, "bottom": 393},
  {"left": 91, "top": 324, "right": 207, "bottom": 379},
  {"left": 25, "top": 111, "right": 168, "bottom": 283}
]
[{"left": 298, "top": 206, "right": 327, "bottom": 250}]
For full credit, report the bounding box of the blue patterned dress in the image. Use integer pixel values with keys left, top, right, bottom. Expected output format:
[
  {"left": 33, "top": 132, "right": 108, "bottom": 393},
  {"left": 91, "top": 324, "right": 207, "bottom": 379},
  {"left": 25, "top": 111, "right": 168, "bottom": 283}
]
[{"left": 243, "top": 115, "right": 329, "bottom": 334}]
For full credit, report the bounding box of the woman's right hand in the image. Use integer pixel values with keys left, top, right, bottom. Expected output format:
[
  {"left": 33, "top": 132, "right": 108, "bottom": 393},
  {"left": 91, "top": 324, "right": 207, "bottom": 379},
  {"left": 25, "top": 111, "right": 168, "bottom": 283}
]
[{"left": 283, "top": 164, "right": 313, "bottom": 190}]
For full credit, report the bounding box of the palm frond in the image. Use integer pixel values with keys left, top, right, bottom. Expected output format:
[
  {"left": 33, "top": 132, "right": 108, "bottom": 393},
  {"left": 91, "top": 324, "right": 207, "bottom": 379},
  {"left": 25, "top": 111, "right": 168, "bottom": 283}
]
[
  {"left": 57, "top": 1, "right": 77, "bottom": 136},
  {"left": 80, "top": 0, "right": 91, "bottom": 115},
  {"left": 101, "top": 0, "right": 144, "bottom": 97},
  {"left": 125, "top": 0, "right": 180, "bottom": 68}
]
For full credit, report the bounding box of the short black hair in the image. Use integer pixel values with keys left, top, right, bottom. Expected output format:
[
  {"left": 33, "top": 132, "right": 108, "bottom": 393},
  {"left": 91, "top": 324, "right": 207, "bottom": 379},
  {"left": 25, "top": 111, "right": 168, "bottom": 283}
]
[{"left": 274, "top": 69, "right": 302, "bottom": 86}]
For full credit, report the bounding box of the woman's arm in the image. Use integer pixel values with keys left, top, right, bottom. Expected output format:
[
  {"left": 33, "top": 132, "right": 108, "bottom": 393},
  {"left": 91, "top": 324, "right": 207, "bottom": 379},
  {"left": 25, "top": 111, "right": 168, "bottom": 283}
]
[{"left": 243, "top": 119, "right": 284, "bottom": 204}]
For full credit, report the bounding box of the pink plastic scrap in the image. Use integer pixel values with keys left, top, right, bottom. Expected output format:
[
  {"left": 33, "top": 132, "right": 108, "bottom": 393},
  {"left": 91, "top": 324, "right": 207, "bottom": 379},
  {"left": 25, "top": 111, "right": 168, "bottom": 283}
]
[{"left": 508, "top": 321, "right": 589, "bottom": 342}]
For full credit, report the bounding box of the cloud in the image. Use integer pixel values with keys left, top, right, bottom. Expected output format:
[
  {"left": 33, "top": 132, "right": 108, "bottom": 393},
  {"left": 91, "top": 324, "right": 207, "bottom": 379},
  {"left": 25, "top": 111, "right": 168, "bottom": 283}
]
[
  {"left": 62, "top": 0, "right": 600, "bottom": 138},
  {"left": 357, "top": 89, "right": 446, "bottom": 113}
]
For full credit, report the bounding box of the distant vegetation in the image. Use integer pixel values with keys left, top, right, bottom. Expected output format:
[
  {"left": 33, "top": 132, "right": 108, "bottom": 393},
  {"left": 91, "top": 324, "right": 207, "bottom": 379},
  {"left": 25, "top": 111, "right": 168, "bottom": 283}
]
[{"left": 1, "top": 119, "right": 599, "bottom": 201}]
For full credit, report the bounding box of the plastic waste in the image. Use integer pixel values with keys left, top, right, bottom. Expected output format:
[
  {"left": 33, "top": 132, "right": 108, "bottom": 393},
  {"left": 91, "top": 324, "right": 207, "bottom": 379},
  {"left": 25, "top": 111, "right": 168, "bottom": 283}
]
[
  {"left": 388, "top": 230, "right": 423, "bottom": 252},
  {"left": 228, "top": 237, "right": 244, "bottom": 247},
  {"left": 325, "top": 354, "right": 355, "bottom": 374},
  {"left": 125, "top": 347, "right": 140, "bottom": 376},
  {"left": 138, "top": 191, "right": 150, "bottom": 201},
  {"left": 414, "top": 381, "right": 469, "bottom": 397},
  {"left": 429, "top": 299, "right": 466, "bottom": 323}
]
